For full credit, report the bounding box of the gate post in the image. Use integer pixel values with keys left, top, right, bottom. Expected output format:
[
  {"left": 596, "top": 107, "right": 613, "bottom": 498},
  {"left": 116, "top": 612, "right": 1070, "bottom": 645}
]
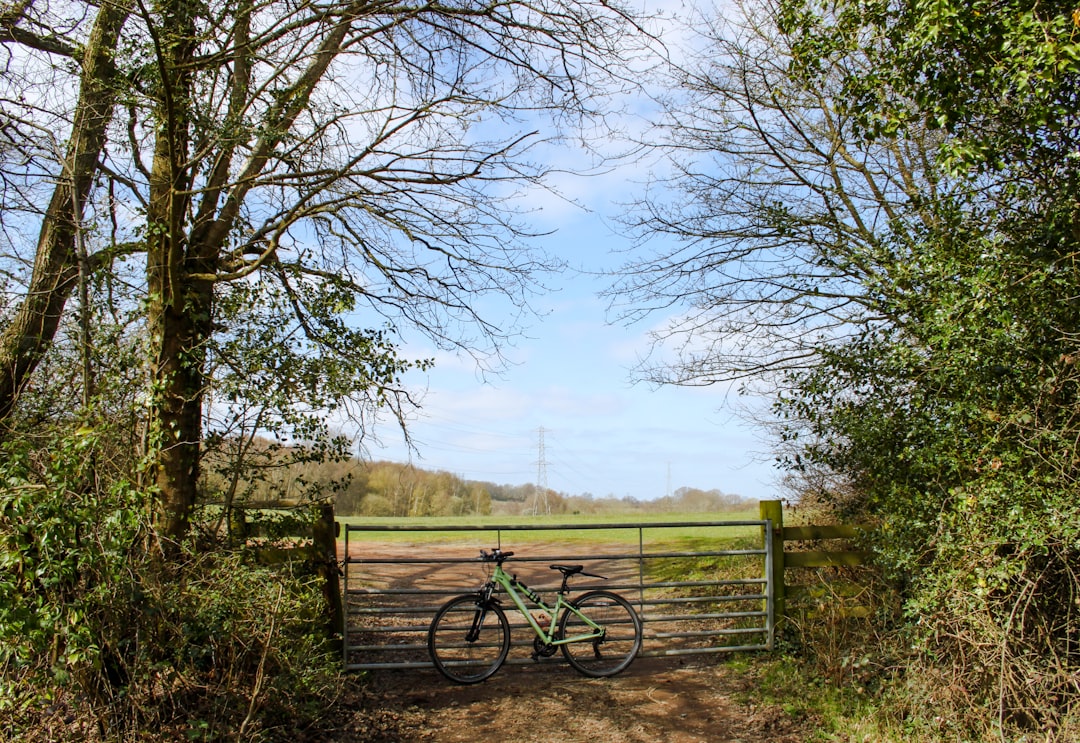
[
  {"left": 760, "top": 500, "right": 785, "bottom": 630},
  {"left": 313, "top": 503, "right": 344, "bottom": 653}
]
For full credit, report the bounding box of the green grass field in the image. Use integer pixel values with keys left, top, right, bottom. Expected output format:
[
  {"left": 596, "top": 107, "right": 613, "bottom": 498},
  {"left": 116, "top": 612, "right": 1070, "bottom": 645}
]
[{"left": 337, "top": 508, "right": 764, "bottom": 546}]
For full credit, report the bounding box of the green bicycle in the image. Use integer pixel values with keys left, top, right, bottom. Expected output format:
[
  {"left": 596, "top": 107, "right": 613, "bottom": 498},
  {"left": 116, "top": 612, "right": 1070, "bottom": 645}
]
[{"left": 427, "top": 548, "right": 643, "bottom": 684}]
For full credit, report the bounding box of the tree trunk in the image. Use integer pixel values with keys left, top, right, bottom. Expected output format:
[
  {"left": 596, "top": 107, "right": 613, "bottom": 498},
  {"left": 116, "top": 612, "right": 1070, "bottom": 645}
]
[
  {"left": 145, "top": 0, "right": 202, "bottom": 548},
  {"left": 145, "top": 6, "right": 358, "bottom": 546},
  {"left": 0, "top": 1, "right": 131, "bottom": 423},
  {"left": 147, "top": 273, "right": 213, "bottom": 547}
]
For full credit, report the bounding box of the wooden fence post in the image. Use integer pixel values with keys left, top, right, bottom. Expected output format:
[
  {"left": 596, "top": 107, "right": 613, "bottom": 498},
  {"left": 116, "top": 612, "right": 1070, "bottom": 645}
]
[
  {"left": 312, "top": 503, "right": 344, "bottom": 651},
  {"left": 760, "top": 499, "right": 786, "bottom": 626}
]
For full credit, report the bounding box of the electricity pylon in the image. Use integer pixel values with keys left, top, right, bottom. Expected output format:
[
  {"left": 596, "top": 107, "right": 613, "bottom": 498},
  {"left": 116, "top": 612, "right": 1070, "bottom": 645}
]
[{"left": 528, "top": 426, "right": 550, "bottom": 515}]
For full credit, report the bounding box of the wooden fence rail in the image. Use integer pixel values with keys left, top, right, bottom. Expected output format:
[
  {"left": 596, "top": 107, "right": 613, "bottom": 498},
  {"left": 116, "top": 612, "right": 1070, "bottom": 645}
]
[
  {"left": 230, "top": 502, "right": 344, "bottom": 646},
  {"left": 760, "top": 500, "right": 872, "bottom": 622}
]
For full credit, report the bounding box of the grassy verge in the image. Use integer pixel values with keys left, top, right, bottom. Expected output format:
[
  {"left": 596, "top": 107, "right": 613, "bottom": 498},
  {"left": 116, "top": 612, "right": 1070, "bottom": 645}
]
[{"left": 724, "top": 655, "right": 883, "bottom": 741}]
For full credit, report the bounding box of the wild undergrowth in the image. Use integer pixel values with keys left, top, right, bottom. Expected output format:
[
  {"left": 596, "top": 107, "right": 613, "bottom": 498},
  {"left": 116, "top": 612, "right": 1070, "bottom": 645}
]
[
  {"left": 0, "top": 429, "right": 341, "bottom": 742},
  {"left": 750, "top": 499, "right": 1080, "bottom": 743}
]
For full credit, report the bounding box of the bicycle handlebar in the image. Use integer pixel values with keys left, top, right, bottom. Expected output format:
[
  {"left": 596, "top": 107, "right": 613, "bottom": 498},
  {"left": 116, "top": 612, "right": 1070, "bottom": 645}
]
[{"left": 480, "top": 548, "right": 513, "bottom": 563}]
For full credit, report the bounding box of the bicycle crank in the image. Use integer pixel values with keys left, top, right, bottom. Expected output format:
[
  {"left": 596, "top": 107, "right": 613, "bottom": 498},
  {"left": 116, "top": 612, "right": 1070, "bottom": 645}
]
[{"left": 531, "top": 636, "right": 559, "bottom": 660}]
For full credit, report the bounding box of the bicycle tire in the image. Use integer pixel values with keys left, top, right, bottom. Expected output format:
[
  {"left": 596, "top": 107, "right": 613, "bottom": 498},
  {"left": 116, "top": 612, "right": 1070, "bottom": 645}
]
[
  {"left": 428, "top": 594, "right": 511, "bottom": 684},
  {"left": 558, "top": 589, "right": 642, "bottom": 678}
]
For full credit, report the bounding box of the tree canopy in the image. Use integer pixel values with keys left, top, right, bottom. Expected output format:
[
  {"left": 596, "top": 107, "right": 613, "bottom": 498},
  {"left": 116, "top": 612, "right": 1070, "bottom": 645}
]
[{"left": 608, "top": 0, "right": 952, "bottom": 388}]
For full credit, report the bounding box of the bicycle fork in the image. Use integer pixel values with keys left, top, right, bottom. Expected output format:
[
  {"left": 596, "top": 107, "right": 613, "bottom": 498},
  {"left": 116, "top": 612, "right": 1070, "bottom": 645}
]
[
  {"left": 466, "top": 584, "right": 497, "bottom": 643},
  {"left": 466, "top": 604, "right": 490, "bottom": 643}
]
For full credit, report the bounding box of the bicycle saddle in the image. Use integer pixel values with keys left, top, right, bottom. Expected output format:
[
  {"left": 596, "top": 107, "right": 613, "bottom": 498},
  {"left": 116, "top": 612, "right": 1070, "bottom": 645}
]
[{"left": 550, "top": 564, "right": 606, "bottom": 579}]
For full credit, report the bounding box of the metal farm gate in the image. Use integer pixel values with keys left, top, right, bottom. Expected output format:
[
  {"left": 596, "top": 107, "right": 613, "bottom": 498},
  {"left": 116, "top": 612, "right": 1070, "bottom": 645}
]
[{"left": 342, "top": 520, "right": 776, "bottom": 671}]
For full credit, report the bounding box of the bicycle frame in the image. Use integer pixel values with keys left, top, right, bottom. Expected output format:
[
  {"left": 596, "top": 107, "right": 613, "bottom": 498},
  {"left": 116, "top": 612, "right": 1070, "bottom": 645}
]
[{"left": 484, "top": 562, "right": 604, "bottom": 647}]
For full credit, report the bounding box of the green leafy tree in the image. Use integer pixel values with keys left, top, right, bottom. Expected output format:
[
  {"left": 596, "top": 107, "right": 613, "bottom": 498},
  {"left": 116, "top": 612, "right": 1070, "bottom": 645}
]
[
  {"left": 200, "top": 274, "right": 426, "bottom": 533},
  {"left": 612, "top": 0, "right": 1080, "bottom": 733},
  {"left": 771, "top": 0, "right": 1080, "bottom": 732}
]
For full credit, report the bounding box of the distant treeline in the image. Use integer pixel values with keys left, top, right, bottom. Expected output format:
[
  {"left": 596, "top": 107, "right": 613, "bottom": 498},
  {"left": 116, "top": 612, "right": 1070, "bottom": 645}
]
[
  {"left": 200, "top": 441, "right": 750, "bottom": 517},
  {"left": 337, "top": 460, "right": 752, "bottom": 516},
  {"left": 336, "top": 460, "right": 751, "bottom": 516}
]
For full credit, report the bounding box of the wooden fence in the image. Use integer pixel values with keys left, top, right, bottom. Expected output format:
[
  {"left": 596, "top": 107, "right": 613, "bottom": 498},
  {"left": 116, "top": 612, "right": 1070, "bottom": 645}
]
[
  {"left": 759, "top": 500, "right": 873, "bottom": 622},
  {"left": 231, "top": 502, "right": 345, "bottom": 645}
]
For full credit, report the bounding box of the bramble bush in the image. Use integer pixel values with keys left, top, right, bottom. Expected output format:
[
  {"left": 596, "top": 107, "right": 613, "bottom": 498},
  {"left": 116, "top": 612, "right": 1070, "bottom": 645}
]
[
  {"left": 0, "top": 428, "right": 340, "bottom": 742},
  {"left": 779, "top": 308, "right": 1080, "bottom": 739}
]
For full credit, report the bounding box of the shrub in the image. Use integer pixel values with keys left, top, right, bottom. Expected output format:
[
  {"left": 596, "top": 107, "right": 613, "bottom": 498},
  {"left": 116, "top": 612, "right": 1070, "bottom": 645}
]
[{"left": 0, "top": 429, "right": 340, "bottom": 742}]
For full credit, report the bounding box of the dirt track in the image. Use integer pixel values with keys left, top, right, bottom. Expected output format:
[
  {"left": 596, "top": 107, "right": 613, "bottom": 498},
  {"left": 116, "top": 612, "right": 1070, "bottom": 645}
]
[{"left": 329, "top": 656, "right": 813, "bottom": 742}]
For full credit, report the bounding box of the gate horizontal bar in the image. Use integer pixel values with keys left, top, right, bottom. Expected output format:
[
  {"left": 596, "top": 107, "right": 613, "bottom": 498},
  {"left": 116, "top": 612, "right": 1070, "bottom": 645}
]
[
  {"left": 345, "top": 520, "right": 767, "bottom": 532},
  {"left": 346, "top": 548, "right": 764, "bottom": 565}
]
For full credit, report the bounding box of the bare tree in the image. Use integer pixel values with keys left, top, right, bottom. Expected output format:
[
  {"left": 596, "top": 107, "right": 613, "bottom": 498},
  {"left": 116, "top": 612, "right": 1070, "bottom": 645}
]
[
  {"left": 0, "top": 0, "right": 134, "bottom": 419},
  {"left": 0, "top": 0, "right": 654, "bottom": 546},
  {"left": 608, "top": 0, "right": 951, "bottom": 389}
]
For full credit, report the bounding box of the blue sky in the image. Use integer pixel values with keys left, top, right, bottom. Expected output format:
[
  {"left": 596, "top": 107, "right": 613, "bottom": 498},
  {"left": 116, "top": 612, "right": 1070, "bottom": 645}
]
[
  {"left": 364, "top": 168, "right": 783, "bottom": 503},
  {"left": 356, "top": 3, "right": 783, "bottom": 503}
]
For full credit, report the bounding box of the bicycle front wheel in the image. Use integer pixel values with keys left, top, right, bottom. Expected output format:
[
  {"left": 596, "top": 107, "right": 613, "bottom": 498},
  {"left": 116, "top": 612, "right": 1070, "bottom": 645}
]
[
  {"left": 428, "top": 594, "right": 511, "bottom": 684},
  {"left": 558, "top": 590, "right": 642, "bottom": 678}
]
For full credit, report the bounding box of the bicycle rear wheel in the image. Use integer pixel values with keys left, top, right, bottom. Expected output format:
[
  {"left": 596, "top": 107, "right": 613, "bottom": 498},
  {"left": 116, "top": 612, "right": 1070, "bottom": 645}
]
[
  {"left": 558, "top": 590, "right": 642, "bottom": 677},
  {"left": 428, "top": 594, "right": 510, "bottom": 684}
]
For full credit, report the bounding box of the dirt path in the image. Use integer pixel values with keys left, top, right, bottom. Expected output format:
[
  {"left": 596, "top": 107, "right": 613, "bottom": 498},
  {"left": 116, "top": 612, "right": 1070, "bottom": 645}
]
[{"left": 329, "top": 656, "right": 812, "bottom": 742}]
